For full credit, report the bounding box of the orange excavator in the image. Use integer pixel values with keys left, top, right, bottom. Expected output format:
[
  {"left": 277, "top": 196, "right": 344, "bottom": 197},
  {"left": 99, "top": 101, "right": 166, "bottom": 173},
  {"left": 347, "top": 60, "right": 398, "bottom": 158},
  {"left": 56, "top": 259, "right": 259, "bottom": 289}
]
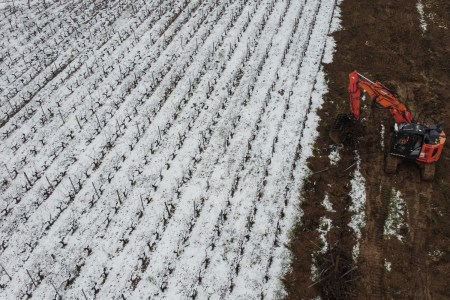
[{"left": 330, "top": 70, "right": 446, "bottom": 180}]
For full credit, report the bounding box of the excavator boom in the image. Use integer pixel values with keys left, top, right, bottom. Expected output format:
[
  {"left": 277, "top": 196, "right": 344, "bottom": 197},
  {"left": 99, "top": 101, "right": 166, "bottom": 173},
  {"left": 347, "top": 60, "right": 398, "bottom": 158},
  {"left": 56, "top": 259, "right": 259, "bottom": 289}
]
[{"left": 348, "top": 70, "right": 413, "bottom": 123}]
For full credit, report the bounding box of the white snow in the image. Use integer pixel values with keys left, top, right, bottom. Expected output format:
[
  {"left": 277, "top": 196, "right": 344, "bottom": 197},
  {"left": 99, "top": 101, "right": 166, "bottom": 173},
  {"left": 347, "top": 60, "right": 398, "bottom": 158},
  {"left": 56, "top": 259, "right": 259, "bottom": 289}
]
[
  {"left": 317, "top": 216, "right": 332, "bottom": 255},
  {"left": 384, "top": 189, "right": 408, "bottom": 242},
  {"left": 384, "top": 259, "right": 392, "bottom": 272},
  {"left": 328, "top": 144, "right": 342, "bottom": 165},
  {"left": 348, "top": 151, "right": 366, "bottom": 262},
  {"left": 417, "top": 1, "right": 428, "bottom": 33},
  {"left": 322, "top": 194, "right": 335, "bottom": 212},
  {"left": 0, "top": 0, "right": 342, "bottom": 298},
  {"left": 380, "top": 123, "right": 385, "bottom": 149}
]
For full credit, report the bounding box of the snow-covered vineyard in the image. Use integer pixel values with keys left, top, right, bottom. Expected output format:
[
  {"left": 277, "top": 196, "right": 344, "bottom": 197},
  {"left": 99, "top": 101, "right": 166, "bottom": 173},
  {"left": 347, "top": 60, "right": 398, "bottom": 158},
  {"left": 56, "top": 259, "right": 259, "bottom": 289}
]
[{"left": 0, "top": 0, "right": 339, "bottom": 298}]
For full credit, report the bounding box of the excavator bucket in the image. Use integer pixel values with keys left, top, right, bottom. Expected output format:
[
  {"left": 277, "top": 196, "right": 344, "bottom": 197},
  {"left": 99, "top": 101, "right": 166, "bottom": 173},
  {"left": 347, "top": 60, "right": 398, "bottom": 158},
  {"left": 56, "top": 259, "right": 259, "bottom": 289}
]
[{"left": 329, "top": 113, "right": 354, "bottom": 144}]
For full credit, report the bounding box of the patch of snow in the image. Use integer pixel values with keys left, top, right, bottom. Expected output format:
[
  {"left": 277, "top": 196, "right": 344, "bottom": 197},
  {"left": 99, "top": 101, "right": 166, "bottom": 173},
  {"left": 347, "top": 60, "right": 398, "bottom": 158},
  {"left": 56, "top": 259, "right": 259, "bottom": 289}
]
[
  {"left": 318, "top": 216, "right": 332, "bottom": 254},
  {"left": 310, "top": 217, "right": 331, "bottom": 282},
  {"left": 417, "top": 1, "right": 428, "bottom": 33},
  {"left": 380, "top": 124, "right": 385, "bottom": 149},
  {"left": 310, "top": 254, "right": 319, "bottom": 282},
  {"left": 384, "top": 189, "right": 408, "bottom": 242},
  {"left": 322, "top": 194, "right": 335, "bottom": 212},
  {"left": 311, "top": 196, "right": 333, "bottom": 282},
  {"left": 322, "top": 1, "right": 341, "bottom": 64},
  {"left": 328, "top": 144, "right": 342, "bottom": 165},
  {"left": 384, "top": 259, "right": 392, "bottom": 272},
  {"left": 348, "top": 151, "right": 366, "bottom": 262},
  {"left": 428, "top": 249, "right": 444, "bottom": 262}
]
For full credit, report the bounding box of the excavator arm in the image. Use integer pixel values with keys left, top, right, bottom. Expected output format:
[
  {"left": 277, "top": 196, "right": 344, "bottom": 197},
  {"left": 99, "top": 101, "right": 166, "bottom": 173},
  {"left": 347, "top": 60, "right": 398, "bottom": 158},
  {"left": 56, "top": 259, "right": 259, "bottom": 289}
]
[{"left": 348, "top": 70, "right": 413, "bottom": 124}]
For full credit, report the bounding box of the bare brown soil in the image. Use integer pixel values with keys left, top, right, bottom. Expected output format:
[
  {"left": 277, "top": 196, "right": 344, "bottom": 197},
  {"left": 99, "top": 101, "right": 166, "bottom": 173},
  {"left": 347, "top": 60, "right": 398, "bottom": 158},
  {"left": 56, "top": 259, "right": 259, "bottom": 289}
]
[{"left": 284, "top": 0, "right": 450, "bottom": 299}]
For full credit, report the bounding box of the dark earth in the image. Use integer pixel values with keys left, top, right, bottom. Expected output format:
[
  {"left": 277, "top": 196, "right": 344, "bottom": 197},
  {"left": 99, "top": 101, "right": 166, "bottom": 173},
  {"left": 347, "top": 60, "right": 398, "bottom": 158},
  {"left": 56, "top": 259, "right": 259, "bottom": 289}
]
[{"left": 284, "top": 0, "right": 450, "bottom": 299}]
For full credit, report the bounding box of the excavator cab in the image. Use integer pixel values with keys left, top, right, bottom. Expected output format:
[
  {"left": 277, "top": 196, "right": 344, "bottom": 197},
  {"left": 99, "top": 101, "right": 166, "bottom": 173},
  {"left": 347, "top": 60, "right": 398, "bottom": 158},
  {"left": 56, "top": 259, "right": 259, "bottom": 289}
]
[
  {"left": 390, "top": 123, "right": 445, "bottom": 160},
  {"left": 391, "top": 133, "right": 422, "bottom": 158},
  {"left": 391, "top": 123, "right": 425, "bottom": 159}
]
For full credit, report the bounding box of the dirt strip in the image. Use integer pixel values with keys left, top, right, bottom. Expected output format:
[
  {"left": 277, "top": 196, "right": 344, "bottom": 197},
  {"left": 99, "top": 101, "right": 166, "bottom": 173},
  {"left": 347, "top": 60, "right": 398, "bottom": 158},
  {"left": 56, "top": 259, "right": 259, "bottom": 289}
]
[{"left": 284, "top": 0, "right": 450, "bottom": 298}]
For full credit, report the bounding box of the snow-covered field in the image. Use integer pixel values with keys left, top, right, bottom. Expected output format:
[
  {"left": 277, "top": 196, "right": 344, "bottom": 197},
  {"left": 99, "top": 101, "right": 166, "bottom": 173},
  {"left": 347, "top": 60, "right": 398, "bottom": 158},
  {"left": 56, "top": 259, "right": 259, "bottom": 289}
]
[{"left": 0, "top": 0, "right": 339, "bottom": 298}]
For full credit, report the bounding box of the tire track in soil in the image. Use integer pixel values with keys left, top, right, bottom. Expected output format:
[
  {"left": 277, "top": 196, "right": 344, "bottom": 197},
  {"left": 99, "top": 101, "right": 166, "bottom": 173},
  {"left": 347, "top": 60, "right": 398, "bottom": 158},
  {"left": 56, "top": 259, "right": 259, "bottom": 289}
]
[
  {"left": 406, "top": 185, "right": 433, "bottom": 300},
  {"left": 357, "top": 176, "right": 390, "bottom": 299}
]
